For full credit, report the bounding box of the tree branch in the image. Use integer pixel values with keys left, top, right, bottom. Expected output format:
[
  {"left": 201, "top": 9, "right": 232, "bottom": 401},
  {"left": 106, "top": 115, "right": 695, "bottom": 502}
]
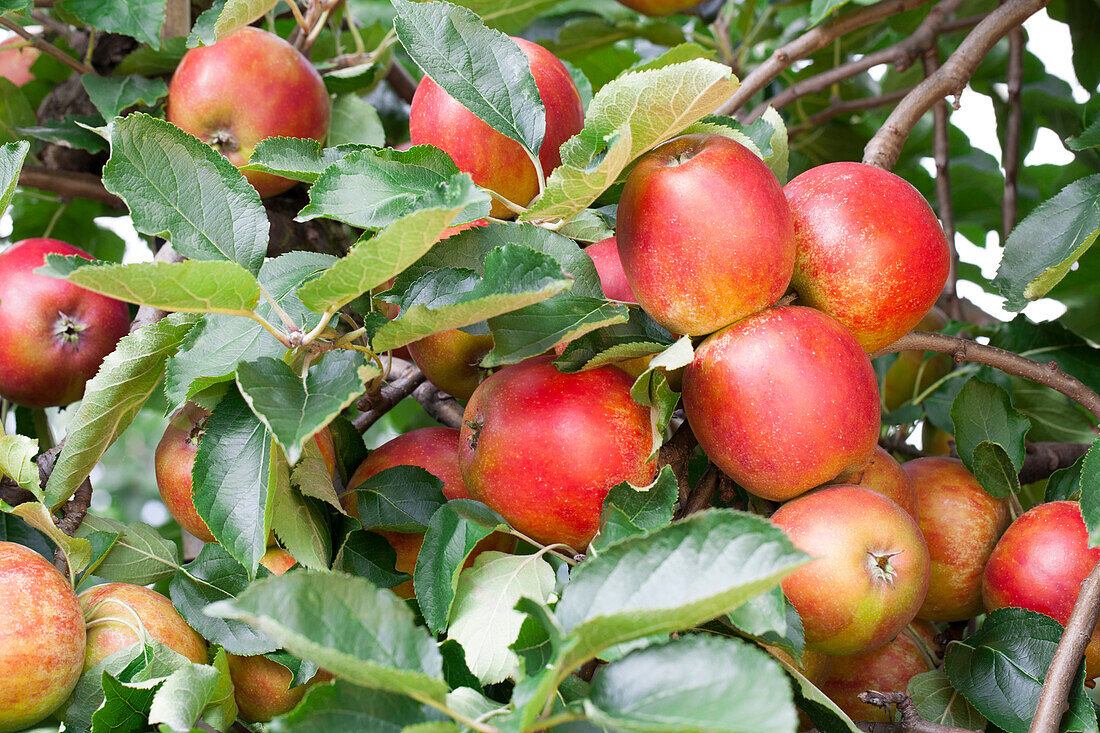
[
  {"left": 863, "top": 0, "right": 1050, "bottom": 169},
  {"left": 788, "top": 88, "right": 911, "bottom": 135},
  {"left": 858, "top": 691, "right": 979, "bottom": 733},
  {"left": 161, "top": 0, "right": 191, "bottom": 40},
  {"left": 353, "top": 359, "right": 427, "bottom": 432},
  {"left": 677, "top": 463, "right": 720, "bottom": 518},
  {"left": 1019, "top": 441, "right": 1091, "bottom": 484},
  {"left": 19, "top": 165, "right": 123, "bottom": 208},
  {"left": 872, "top": 331, "right": 1100, "bottom": 422},
  {"left": 715, "top": 0, "right": 937, "bottom": 117},
  {"left": 387, "top": 61, "right": 418, "bottom": 104},
  {"left": 923, "top": 47, "right": 958, "bottom": 299},
  {"left": 658, "top": 420, "right": 697, "bottom": 507},
  {"left": 412, "top": 381, "right": 465, "bottom": 428},
  {"left": 0, "top": 16, "right": 95, "bottom": 75},
  {"left": 1002, "top": 23, "right": 1025, "bottom": 240}
]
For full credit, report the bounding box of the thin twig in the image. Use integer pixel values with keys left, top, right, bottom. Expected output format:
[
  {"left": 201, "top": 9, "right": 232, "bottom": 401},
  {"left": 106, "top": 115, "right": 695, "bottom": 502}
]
[
  {"left": 387, "top": 61, "right": 419, "bottom": 104},
  {"left": 353, "top": 359, "right": 427, "bottom": 432},
  {"left": 1002, "top": 23, "right": 1025, "bottom": 240},
  {"left": 863, "top": 0, "right": 1051, "bottom": 169},
  {"left": 676, "top": 464, "right": 720, "bottom": 519},
  {"left": 658, "top": 420, "right": 698, "bottom": 508},
  {"left": 923, "top": 47, "right": 957, "bottom": 299},
  {"left": 858, "top": 691, "right": 979, "bottom": 732},
  {"left": 788, "top": 88, "right": 911, "bottom": 135},
  {"left": 19, "top": 166, "right": 124, "bottom": 208},
  {"left": 0, "top": 16, "right": 95, "bottom": 75}
]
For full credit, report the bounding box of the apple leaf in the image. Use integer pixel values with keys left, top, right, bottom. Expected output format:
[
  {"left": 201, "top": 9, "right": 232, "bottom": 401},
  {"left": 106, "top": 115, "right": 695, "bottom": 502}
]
[
  {"left": 690, "top": 107, "right": 789, "bottom": 183},
  {"left": 40, "top": 257, "right": 261, "bottom": 315},
  {"left": 241, "top": 137, "right": 372, "bottom": 184},
  {"left": 555, "top": 208, "right": 615, "bottom": 243},
  {"left": 993, "top": 173, "right": 1100, "bottom": 310},
  {"left": 487, "top": 296, "right": 630, "bottom": 367},
  {"left": 297, "top": 146, "right": 487, "bottom": 230},
  {"left": 43, "top": 312, "right": 200, "bottom": 510},
  {"left": 4, "top": 500, "right": 92, "bottom": 579},
  {"left": 447, "top": 0, "right": 563, "bottom": 33},
  {"left": 589, "top": 466, "right": 678, "bottom": 556},
  {"left": 555, "top": 510, "right": 808, "bottom": 670},
  {"left": 372, "top": 244, "right": 573, "bottom": 352},
  {"left": 92, "top": 673, "right": 159, "bottom": 732},
  {"left": 520, "top": 59, "right": 739, "bottom": 224},
  {"left": 415, "top": 499, "right": 514, "bottom": 634},
  {"left": 58, "top": 0, "right": 166, "bottom": 48},
  {"left": 555, "top": 308, "right": 676, "bottom": 373},
  {"left": 292, "top": 434, "right": 343, "bottom": 511},
  {"left": 0, "top": 513, "right": 53, "bottom": 559},
  {"left": 205, "top": 570, "right": 449, "bottom": 702},
  {"left": 585, "top": 635, "right": 797, "bottom": 733},
  {"left": 727, "top": 587, "right": 805, "bottom": 664},
  {"left": 630, "top": 335, "right": 693, "bottom": 439},
  {"left": 987, "top": 316, "right": 1100, "bottom": 395},
  {"left": 169, "top": 543, "right": 279, "bottom": 655},
  {"left": 17, "top": 116, "right": 108, "bottom": 155},
  {"left": 0, "top": 139, "right": 29, "bottom": 215},
  {"left": 944, "top": 607, "right": 1097, "bottom": 733},
  {"left": 1066, "top": 118, "right": 1100, "bottom": 151},
  {"left": 192, "top": 389, "right": 274, "bottom": 575},
  {"left": 337, "top": 530, "right": 411, "bottom": 589},
  {"left": 949, "top": 378, "right": 1031, "bottom": 498},
  {"left": 81, "top": 73, "right": 168, "bottom": 120},
  {"left": 164, "top": 251, "right": 334, "bottom": 410},
  {"left": 327, "top": 94, "right": 387, "bottom": 147},
  {"left": 265, "top": 680, "right": 446, "bottom": 731},
  {"left": 350, "top": 465, "right": 448, "bottom": 532},
  {"left": 392, "top": 0, "right": 545, "bottom": 159},
  {"left": 148, "top": 649, "right": 237, "bottom": 733},
  {"left": 774, "top": 655, "right": 861, "bottom": 733},
  {"left": 77, "top": 515, "right": 180, "bottom": 586},
  {"left": 321, "top": 60, "right": 389, "bottom": 95},
  {"left": 908, "top": 670, "right": 988, "bottom": 730},
  {"left": 103, "top": 113, "right": 268, "bottom": 275},
  {"left": 1075, "top": 435, "right": 1100, "bottom": 546},
  {"left": 448, "top": 551, "right": 556, "bottom": 684},
  {"left": 0, "top": 79, "right": 34, "bottom": 144},
  {"left": 297, "top": 194, "right": 489, "bottom": 315},
  {"left": 269, "top": 444, "right": 331, "bottom": 570},
  {"left": 211, "top": 0, "right": 279, "bottom": 41},
  {"left": 629, "top": 42, "right": 714, "bottom": 73},
  {"left": 0, "top": 433, "right": 39, "bottom": 496}
]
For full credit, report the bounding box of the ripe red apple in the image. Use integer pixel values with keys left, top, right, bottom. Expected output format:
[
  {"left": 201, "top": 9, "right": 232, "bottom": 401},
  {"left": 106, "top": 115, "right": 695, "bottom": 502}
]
[
  {"left": 905, "top": 457, "right": 1010, "bottom": 622},
  {"left": 407, "top": 329, "right": 494, "bottom": 402},
  {"left": 771, "top": 486, "right": 930, "bottom": 656},
  {"left": 831, "top": 446, "right": 918, "bottom": 519},
  {"left": 0, "top": 542, "right": 85, "bottom": 733},
  {"left": 615, "top": 0, "right": 701, "bottom": 15},
  {"left": 259, "top": 547, "right": 298, "bottom": 576},
  {"left": 166, "top": 27, "right": 330, "bottom": 198},
  {"left": 0, "top": 37, "right": 39, "bottom": 87},
  {"left": 821, "top": 621, "right": 937, "bottom": 722},
  {"left": 616, "top": 134, "right": 795, "bottom": 336},
  {"left": 79, "top": 583, "right": 207, "bottom": 668},
  {"left": 410, "top": 38, "right": 584, "bottom": 219},
  {"left": 983, "top": 501, "right": 1100, "bottom": 678},
  {"left": 784, "top": 162, "right": 950, "bottom": 352},
  {"left": 0, "top": 238, "right": 130, "bottom": 408},
  {"left": 459, "top": 356, "right": 657, "bottom": 550},
  {"left": 585, "top": 237, "right": 637, "bottom": 303},
  {"left": 683, "top": 306, "right": 880, "bottom": 502}
]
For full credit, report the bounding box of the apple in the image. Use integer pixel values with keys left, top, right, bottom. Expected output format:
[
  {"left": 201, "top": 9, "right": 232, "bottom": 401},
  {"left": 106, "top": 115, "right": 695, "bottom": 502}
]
[
  {"left": 585, "top": 237, "right": 637, "bottom": 303},
  {"left": 784, "top": 162, "right": 951, "bottom": 352},
  {"left": 407, "top": 329, "right": 494, "bottom": 402},
  {"left": 771, "top": 485, "right": 930, "bottom": 656},
  {"left": 0, "top": 238, "right": 130, "bottom": 408},
  {"left": 821, "top": 621, "right": 937, "bottom": 722},
  {"left": 762, "top": 645, "right": 832, "bottom": 688},
  {"left": 459, "top": 355, "right": 656, "bottom": 550},
  {"left": 166, "top": 27, "right": 330, "bottom": 198},
  {"left": 882, "top": 307, "right": 952, "bottom": 411},
  {"left": 682, "top": 306, "right": 880, "bottom": 502},
  {"left": 259, "top": 547, "right": 298, "bottom": 576},
  {"left": 904, "top": 457, "right": 1010, "bottom": 622},
  {"left": 922, "top": 423, "right": 954, "bottom": 456},
  {"left": 79, "top": 583, "right": 207, "bottom": 668},
  {"left": 0, "top": 542, "right": 85, "bottom": 733},
  {"left": 831, "top": 446, "right": 918, "bottom": 519},
  {"left": 983, "top": 500, "right": 1100, "bottom": 678},
  {"left": 157, "top": 404, "right": 336, "bottom": 544},
  {"left": 615, "top": 0, "right": 701, "bottom": 15},
  {"left": 616, "top": 134, "right": 795, "bottom": 336},
  {"left": 0, "top": 37, "right": 39, "bottom": 87},
  {"left": 410, "top": 38, "right": 584, "bottom": 219}
]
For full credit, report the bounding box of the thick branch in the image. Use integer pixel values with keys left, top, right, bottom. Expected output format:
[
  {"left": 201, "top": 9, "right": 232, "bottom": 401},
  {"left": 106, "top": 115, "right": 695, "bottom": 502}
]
[
  {"left": 1031, "top": 564, "right": 1100, "bottom": 732},
  {"left": 130, "top": 244, "right": 183, "bottom": 333},
  {"left": 923, "top": 47, "right": 957, "bottom": 298},
  {"left": 715, "top": 0, "right": 936, "bottom": 117},
  {"left": 162, "top": 0, "right": 191, "bottom": 40},
  {"left": 863, "top": 0, "right": 1050, "bottom": 169},
  {"left": 1002, "top": 24, "right": 1025, "bottom": 239},
  {"left": 788, "top": 88, "right": 911, "bottom": 135},
  {"left": 858, "top": 691, "right": 979, "bottom": 733},
  {"left": 353, "top": 359, "right": 427, "bottom": 432},
  {"left": 1020, "top": 441, "right": 1091, "bottom": 484},
  {"left": 19, "top": 165, "right": 123, "bottom": 208},
  {"left": 412, "top": 382, "right": 465, "bottom": 428},
  {"left": 0, "top": 16, "right": 95, "bottom": 75},
  {"left": 872, "top": 331, "right": 1100, "bottom": 422}
]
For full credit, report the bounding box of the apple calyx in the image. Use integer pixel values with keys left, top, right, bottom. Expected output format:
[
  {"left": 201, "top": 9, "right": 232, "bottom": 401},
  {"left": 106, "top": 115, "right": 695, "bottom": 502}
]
[
  {"left": 209, "top": 130, "right": 240, "bottom": 155},
  {"left": 464, "top": 416, "right": 483, "bottom": 451},
  {"left": 187, "top": 417, "right": 208, "bottom": 448},
  {"left": 53, "top": 312, "right": 89, "bottom": 346},
  {"left": 867, "top": 550, "right": 902, "bottom": 584}
]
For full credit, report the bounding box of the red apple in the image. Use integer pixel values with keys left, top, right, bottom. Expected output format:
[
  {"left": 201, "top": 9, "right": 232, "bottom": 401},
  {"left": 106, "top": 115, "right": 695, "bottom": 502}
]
[
  {"left": 0, "top": 37, "right": 39, "bottom": 87},
  {"left": 259, "top": 547, "right": 298, "bottom": 576},
  {"left": 166, "top": 27, "right": 330, "bottom": 198},
  {"left": 407, "top": 329, "right": 494, "bottom": 402},
  {"left": 615, "top": 0, "right": 701, "bottom": 15},
  {"left": 79, "top": 583, "right": 207, "bottom": 668},
  {"left": 616, "top": 133, "right": 795, "bottom": 336},
  {"left": 585, "top": 237, "right": 637, "bottom": 303},
  {"left": 821, "top": 621, "right": 937, "bottom": 722},
  {"left": 0, "top": 238, "right": 130, "bottom": 408},
  {"left": 771, "top": 486, "right": 930, "bottom": 656},
  {"left": 682, "top": 306, "right": 880, "bottom": 502},
  {"left": 831, "top": 446, "right": 918, "bottom": 519},
  {"left": 905, "top": 457, "right": 1010, "bottom": 622},
  {"left": 410, "top": 38, "right": 584, "bottom": 219},
  {"left": 784, "top": 162, "right": 951, "bottom": 352},
  {"left": 0, "top": 542, "right": 85, "bottom": 733},
  {"left": 459, "top": 356, "right": 657, "bottom": 550},
  {"left": 983, "top": 501, "right": 1100, "bottom": 678}
]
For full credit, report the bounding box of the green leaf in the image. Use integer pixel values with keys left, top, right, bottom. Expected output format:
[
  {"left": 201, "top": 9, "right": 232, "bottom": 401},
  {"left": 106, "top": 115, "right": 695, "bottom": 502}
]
[
  {"left": 351, "top": 465, "right": 447, "bottom": 533},
  {"left": 241, "top": 138, "right": 371, "bottom": 184},
  {"left": 148, "top": 649, "right": 237, "bottom": 732},
  {"left": 555, "top": 208, "right": 615, "bottom": 243},
  {"left": 554, "top": 308, "right": 675, "bottom": 373},
  {"left": 43, "top": 312, "right": 200, "bottom": 509},
  {"left": 205, "top": 570, "right": 448, "bottom": 702},
  {"left": 77, "top": 515, "right": 180, "bottom": 586},
  {"left": 0, "top": 139, "right": 29, "bottom": 214},
  {"left": 448, "top": 551, "right": 556, "bottom": 684},
  {"left": 520, "top": 59, "right": 738, "bottom": 223},
  {"left": 555, "top": 510, "right": 807, "bottom": 670},
  {"left": 586, "top": 634, "right": 797, "bottom": 733},
  {"left": 447, "top": 0, "right": 563, "bottom": 33},
  {"left": 237, "top": 351, "right": 377, "bottom": 464},
  {"left": 1066, "top": 118, "right": 1100, "bottom": 151},
  {"left": 993, "top": 174, "right": 1100, "bottom": 310},
  {"left": 373, "top": 244, "right": 573, "bottom": 352},
  {"left": 414, "top": 499, "right": 513, "bottom": 634},
  {"left": 987, "top": 316, "right": 1100, "bottom": 395},
  {"left": 93, "top": 672, "right": 159, "bottom": 733},
  {"left": 629, "top": 336, "right": 692, "bottom": 440},
  {"left": 0, "top": 512, "right": 53, "bottom": 559},
  {"left": 393, "top": 0, "right": 545, "bottom": 157},
  {"left": 297, "top": 147, "right": 488, "bottom": 230},
  {"left": 297, "top": 196, "right": 491, "bottom": 314},
  {"left": 267, "top": 680, "right": 444, "bottom": 732},
  {"left": 187, "top": 1, "right": 224, "bottom": 47},
  {"left": 59, "top": 0, "right": 166, "bottom": 47},
  {"left": 41, "top": 257, "right": 261, "bottom": 315},
  {"left": 0, "top": 80, "right": 34, "bottom": 144},
  {"left": 807, "top": 0, "right": 874, "bottom": 26},
  {"left": 81, "top": 73, "right": 169, "bottom": 119},
  {"left": 18, "top": 115, "right": 108, "bottom": 154},
  {"left": 269, "top": 444, "right": 331, "bottom": 570},
  {"left": 944, "top": 607, "right": 1097, "bottom": 733},
  {"left": 0, "top": 433, "right": 40, "bottom": 496},
  {"left": 486, "top": 296, "right": 629, "bottom": 367},
  {"left": 322, "top": 61, "right": 388, "bottom": 95},
  {"left": 192, "top": 389, "right": 274, "bottom": 574},
  {"left": 103, "top": 113, "right": 268, "bottom": 275},
  {"left": 4, "top": 501, "right": 92, "bottom": 579},
  {"left": 775, "top": 656, "right": 860, "bottom": 733},
  {"left": 907, "top": 670, "right": 987, "bottom": 730},
  {"left": 169, "top": 543, "right": 278, "bottom": 655},
  {"left": 629, "top": 42, "right": 714, "bottom": 73},
  {"left": 949, "top": 378, "right": 1030, "bottom": 498},
  {"left": 692, "top": 108, "right": 789, "bottom": 183},
  {"left": 589, "top": 466, "right": 677, "bottom": 556},
  {"left": 727, "top": 587, "right": 805, "bottom": 664},
  {"left": 338, "top": 530, "right": 411, "bottom": 589},
  {"left": 327, "top": 94, "right": 387, "bottom": 147},
  {"left": 1076, "top": 435, "right": 1100, "bottom": 547},
  {"left": 212, "top": 0, "right": 278, "bottom": 40}
]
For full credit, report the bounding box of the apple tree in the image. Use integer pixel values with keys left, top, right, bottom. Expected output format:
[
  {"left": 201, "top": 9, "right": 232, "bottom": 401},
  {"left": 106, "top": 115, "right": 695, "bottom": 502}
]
[{"left": 0, "top": 0, "right": 1098, "bottom": 731}]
